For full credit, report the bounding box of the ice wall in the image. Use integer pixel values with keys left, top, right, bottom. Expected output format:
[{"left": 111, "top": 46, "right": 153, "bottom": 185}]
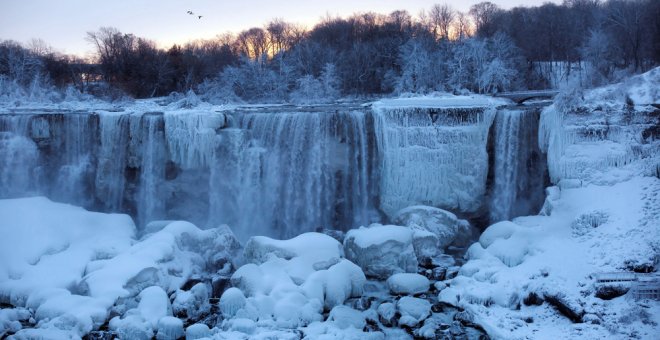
[
  {"left": 373, "top": 104, "right": 496, "bottom": 218},
  {"left": 539, "top": 104, "right": 659, "bottom": 186},
  {"left": 488, "top": 108, "right": 547, "bottom": 223}
]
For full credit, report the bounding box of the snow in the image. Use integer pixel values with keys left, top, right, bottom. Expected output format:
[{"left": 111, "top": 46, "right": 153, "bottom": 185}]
[
  {"left": 440, "top": 176, "right": 660, "bottom": 339},
  {"left": 219, "top": 287, "right": 246, "bottom": 319},
  {"left": 372, "top": 93, "right": 509, "bottom": 109},
  {"left": 387, "top": 273, "right": 430, "bottom": 295},
  {"left": 156, "top": 316, "right": 184, "bottom": 340},
  {"left": 394, "top": 205, "right": 473, "bottom": 251},
  {"left": 0, "top": 197, "right": 240, "bottom": 338},
  {"left": 344, "top": 224, "right": 418, "bottom": 279},
  {"left": 327, "top": 305, "right": 366, "bottom": 330},
  {"left": 185, "top": 323, "right": 211, "bottom": 339},
  {"left": 397, "top": 296, "right": 431, "bottom": 327},
  {"left": 172, "top": 283, "right": 211, "bottom": 321}
]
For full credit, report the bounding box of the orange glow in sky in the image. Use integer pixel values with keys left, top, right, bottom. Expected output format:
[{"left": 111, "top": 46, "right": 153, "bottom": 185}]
[{"left": 0, "top": 0, "right": 558, "bottom": 57}]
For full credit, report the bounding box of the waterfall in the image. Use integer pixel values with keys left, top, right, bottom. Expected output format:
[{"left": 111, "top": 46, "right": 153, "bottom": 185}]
[
  {"left": 488, "top": 108, "right": 547, "bottom": 223},
  {"left": 136, "top": 113, "right": 167, "bottom": 227},
  {"left": 96, "top": 113, "right": 129, "bottom": 212},
  {"left": 373, "top": 105, "right": 497, "bottom": 218},
  {"left": 209, "top": 110, "right": 375, "bottom": 239}
]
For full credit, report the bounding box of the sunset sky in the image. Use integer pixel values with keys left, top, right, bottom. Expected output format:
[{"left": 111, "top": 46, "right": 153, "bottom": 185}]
[{"left": 1, "top": 0, "right": 558, "bottom": 57}]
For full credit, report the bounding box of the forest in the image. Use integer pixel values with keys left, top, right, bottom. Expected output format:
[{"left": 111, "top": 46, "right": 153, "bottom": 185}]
[{"left": 1, "top": 0, "right": 658, "bottom": 103}]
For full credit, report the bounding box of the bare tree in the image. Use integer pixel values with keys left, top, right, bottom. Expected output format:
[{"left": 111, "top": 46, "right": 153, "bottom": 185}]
[{"left": 429, "top": 4, "right": 455, "bottom": 40}]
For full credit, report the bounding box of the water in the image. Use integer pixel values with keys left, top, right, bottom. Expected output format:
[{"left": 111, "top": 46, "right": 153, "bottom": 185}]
[
  {"left": 210, "top": 110, "right": 375, "bottom": 239},
  {"left": 0, "top": 104, "right": 548, "bottom": 238},
  {"left": 488, "top": 108, "right": 547, "bottom": 223}
]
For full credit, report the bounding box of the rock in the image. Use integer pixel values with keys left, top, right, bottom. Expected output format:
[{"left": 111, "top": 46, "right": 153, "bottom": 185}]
[
  {"left": 244, "top": 232, "right": 343, "bottom": 265},
  {"left": 156, "top": 316, "right": 184, "bottom": 340},
  {"left": 349, "top": 296, "right": 373, "bottom": 311},
  {"left": 445, "top": 266, "right": 460, "bottom": 280},
  {"left": 595, "top": 285, "right": 629, "bottom": 300},
  {"left": 344, "top": 224, "right": 418, "bottom": 279},
  {"left": 138, "top": 286, "right": 173, "bottom": 328},
  {"left": 225, "top": 318, "right": 256, "bottom": 334},
  {"left": 394, "top": 205, "right": 473, "bottom": 251},
  {"left": 387, "top": 273, "right": 430, "bottom": 295},
  {"left": 377, "top": 302, "right": 398, "bottom": 327},
  {"left": 523, "top": 292, "right": 544, "bottom": 306},
  {"left": 219, "top": 287, "right": 246, "bottom": 318},
  {"left": 411, "top": 228, "right": 441, "bottom": 263},
  {"left": 172, "top": 283, "right": 211, "bottom": 321},
  {"left": 211, "top": 275, "right": 231, "bottom": 298},
  {"left": 185, "top": 323, "right": 211, "bottom": 339},
  {"left": 424, "top": 267, "right": 447, "bottom": 281},
  {"left": 416, "top": 317, "right": 440, "bottom": 339},
  {"left": 397, "top": 297, "right": 431, "bottom": 327},
  {"left": 543, "top": 292, "right": 584, "bottom": 323},
  {"left": 328, "top": 305, "right": 366, "bottom": 330}
]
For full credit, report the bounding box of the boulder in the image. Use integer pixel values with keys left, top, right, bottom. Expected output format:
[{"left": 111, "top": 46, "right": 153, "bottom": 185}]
[
  {"left": 387, "top": 273, "right": 430, "bottom": 295},
  {"left": 394, "top": 206, "right": 473, "bottom": 252},
  {"left": 344, "top": 224, "right": 418, "bottom": 279}
]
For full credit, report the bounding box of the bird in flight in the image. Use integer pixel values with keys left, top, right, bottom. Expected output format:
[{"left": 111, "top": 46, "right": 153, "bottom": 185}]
[{"left": 187, "top": 10, "right": 203, "bottom": 19}]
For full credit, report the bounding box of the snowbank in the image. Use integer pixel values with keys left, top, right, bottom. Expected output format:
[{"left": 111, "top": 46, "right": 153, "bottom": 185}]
[
  {"left": 441, "top": 176, "right": 660, "bottom": 339},
  {"left": 0, "top": 197, "right": 241, "bottom": 338}
]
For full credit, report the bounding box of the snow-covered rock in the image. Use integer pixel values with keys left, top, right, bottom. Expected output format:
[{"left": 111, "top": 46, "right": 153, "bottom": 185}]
[
  {"left": 344, "top": 224, "right": 418, "bottom": 279},
  {"left": 301, "top": 259, "right": 366, "bottom": 310},
  {"left": 185, "top": 323, "right": 211, "bottom": 339},
  {"left": 395, "top": 205, "right": 473, "bottom": 252},
  {"left": 387, "top": 273, "right": 430, "bottom": 295},
  {"left": 156, "top": 316, "right": 184, "bottom": 340},
  {"left": 397, "top": 296, "right": 431, "bottom": 327},
  {"left": 219, "top": 287, "right": 246, "bottom": 319},
  {"left": 327, "top": 305, "right": 366, "bottom": 330},
  {"left": 172, "top": 282, "right": 211, "bottom": 321}
]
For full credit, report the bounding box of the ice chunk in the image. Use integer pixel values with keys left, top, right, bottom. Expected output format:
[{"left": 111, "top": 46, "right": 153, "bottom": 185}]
[
  {"left": 377, "top": 302, "right": 397, "bottom": 327},
  {"left": 185, "top": 323, "right": 211, "bottom": 340},
  {"left": 478, "top": 221, "right": 519, "bottom": 248},
  {"left": 219, "top": 287, "right": 246, "bottom": 319},
  {"left": 301, "top": 259, "right": 366, "bottom": 310},
  {"left": 344, "top": 224, "right": 418, "bottom": 279},
  {"left": 328, "top": 305, "right": 366, "bottom": 330},
  {"left": 156, "top": 316, "right": 184, "bottom": 340},
  {"left": 387, "top": 273, "right": 430, "bottom": 295},
  {"left": 138, "top": 286, "right": 172, "bottom": 329},
  {"left": 244, "top": 232, "right": 343, "bottom": 264},
  {"left": 394, "top": 205, "right": 472, "bottom": 251},
  {"left": 397, "top": 296, "right": 431, "bottom": 327},
  {"left": 225, "top": 317, "right": 256, "bottom": 334},
  {"left": 172, "top": 283, "right": 211, "bottom": 321},
  {"left": 109, "top": 314, "right": 153, "bottom": 340}
]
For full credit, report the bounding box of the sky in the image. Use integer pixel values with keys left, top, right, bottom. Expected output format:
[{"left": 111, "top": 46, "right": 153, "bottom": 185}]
[{"left": 1, "top": 0, "right": 558, "bottom": 57}]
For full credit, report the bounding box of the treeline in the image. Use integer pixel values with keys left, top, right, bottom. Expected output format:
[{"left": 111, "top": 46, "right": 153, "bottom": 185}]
[{"left": 1, "top": 0, "right": 658, "bottom": 103}]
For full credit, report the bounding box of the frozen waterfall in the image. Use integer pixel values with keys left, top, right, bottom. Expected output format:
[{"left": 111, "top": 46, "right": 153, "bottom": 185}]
[
  {"left": 0, "top": 101, "right": 551, "bottom": 238},
  {"left": 210, "top": 110, "right": 376, "bottom": 239},
  {"left": 488, "top": 108, "right": 547, "bottom": 223}
]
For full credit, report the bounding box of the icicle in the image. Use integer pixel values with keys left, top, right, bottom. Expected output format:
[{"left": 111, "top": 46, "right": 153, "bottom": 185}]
[{"left": 373, "top": 105, "right": 496, "bottom": 218}]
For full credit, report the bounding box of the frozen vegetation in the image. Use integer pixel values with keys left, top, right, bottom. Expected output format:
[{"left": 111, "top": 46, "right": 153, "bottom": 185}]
[{"left": 0, "top": 68, "right": 658, "bottom": 339}]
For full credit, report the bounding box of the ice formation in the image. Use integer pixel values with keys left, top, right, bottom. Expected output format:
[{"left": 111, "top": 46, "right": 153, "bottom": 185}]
[{"left": 372, "top": 97, "right": 498, "bottom": 217}]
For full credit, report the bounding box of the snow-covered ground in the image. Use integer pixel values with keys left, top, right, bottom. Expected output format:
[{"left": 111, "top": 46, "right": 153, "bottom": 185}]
[{"left": 0, "top": 70, "right": 659, "bottom": 339}]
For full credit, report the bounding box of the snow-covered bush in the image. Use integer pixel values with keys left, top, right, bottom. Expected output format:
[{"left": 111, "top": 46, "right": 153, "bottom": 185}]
[{"left": 571, "top": 210, "right": 609, "bottom": 237}]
